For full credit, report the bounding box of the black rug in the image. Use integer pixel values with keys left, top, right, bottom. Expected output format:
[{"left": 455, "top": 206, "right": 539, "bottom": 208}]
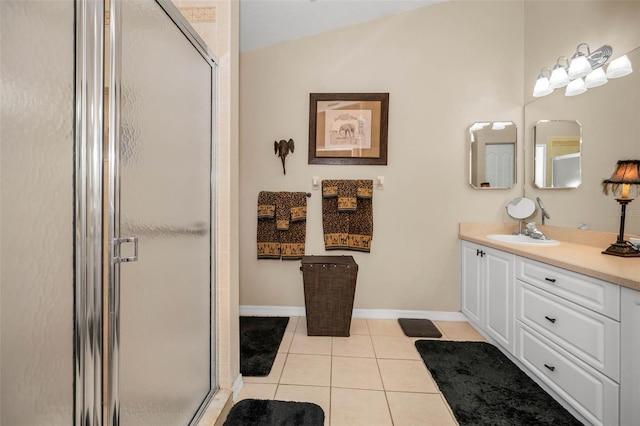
[
  {"left": 224, "top": 399, "right": 324, "bottom": 426},
  {"left": 398, "top": 318, "right": 442, "bottom": 338},
  {"left": 240, "top": 316, "right": 289, "bottom": 376},
  {"left": 415, "top": 340, "right": 583, "bottom": 426}
]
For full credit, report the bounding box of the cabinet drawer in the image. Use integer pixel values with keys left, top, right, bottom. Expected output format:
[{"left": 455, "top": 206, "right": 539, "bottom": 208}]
[
  {"left": 516, "top": 280, "right": 620, "bottom": 381},
  {"left": 516, "top": 322, "right": 619, "bottom": 426},
  {"left": 516, "top": 257, "right": 620, "bottom": 320}
]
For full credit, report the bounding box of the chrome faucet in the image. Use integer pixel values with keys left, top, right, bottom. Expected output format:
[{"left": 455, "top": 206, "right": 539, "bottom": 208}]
[
  {"left": 536, "top": 197, "right": 551, "bottom": 225},
  {"left": 525, "top": 222, "right": 548, "bottom": 240}
]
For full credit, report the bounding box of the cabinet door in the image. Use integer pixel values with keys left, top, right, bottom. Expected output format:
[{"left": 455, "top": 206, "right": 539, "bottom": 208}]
[
  {"left": 460, "top": 241, "right": 483, "bottom": 326},
  {"left": 485, "top": 247, "right": 515, "bottom": 353},
  {"left": 621, "top": 287, "right": 640, "bottom": 426}
]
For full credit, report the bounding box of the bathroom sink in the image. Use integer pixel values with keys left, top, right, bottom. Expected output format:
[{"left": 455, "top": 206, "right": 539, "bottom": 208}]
[{"left": 486, "top": 234, "right": 559, "bottom": 245}]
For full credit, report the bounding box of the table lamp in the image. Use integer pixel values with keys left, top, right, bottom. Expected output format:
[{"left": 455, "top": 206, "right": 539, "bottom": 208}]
[{"left": 601, "top": 159, "right": 640, "bottom": 257}]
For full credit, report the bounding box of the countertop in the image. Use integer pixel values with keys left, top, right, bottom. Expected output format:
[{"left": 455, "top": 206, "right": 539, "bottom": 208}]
[{"left": 459, "top": 223, "right": 640, "bottom": 291}]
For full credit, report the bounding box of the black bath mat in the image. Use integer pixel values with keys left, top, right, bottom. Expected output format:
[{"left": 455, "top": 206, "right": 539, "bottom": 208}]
[
  {"left": 224, "top": 399, "right": 324, "bottom": 426},
  {"left": 398, "top": 318, "right": 442, "bottom": 338},
  {"left": 415, "top": 340, "right": 583, "bottom": 426},
  {"left": 240, "top": 316, "right": 289, "bottom": 376}
]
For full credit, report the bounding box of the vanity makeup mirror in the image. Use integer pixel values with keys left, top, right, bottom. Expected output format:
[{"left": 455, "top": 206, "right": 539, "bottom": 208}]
[
  {"left": 533, "top": 120, "right": 582, "bottom": 189},
  {"left": 469, "top": 121, "right": 517, "bottom": 189},
  {"left": 506, "top": 197, "right": 536, "bottom": 219},
  {"left": 506, "top": 197, "right": 537, "bottom": 235}
]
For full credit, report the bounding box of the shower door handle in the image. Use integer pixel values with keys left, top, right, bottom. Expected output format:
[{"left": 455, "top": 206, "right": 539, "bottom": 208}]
[{"left": 114, "top": 237, "right": 138, "bottom": 263}]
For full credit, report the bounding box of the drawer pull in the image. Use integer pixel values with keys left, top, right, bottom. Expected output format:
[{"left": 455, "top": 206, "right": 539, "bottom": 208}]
[
  {"left": 544, "top": 316, "right": 557, "bottom": 324},
  {"left": 545, "top": 277, "right": 556, "bottom": 283},
  {"left": 544, "top": 363, "right": 556, "bottom": 372}
]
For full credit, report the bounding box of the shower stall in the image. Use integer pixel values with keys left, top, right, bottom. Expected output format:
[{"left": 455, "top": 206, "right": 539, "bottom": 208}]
[{"left": 1, "top": 0, "right": 218, "bottom": 424}]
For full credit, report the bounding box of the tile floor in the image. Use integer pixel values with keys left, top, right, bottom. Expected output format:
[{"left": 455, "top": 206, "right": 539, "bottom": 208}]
[{"left": 237, "top": 317, "right": 486, "bottom": 426}]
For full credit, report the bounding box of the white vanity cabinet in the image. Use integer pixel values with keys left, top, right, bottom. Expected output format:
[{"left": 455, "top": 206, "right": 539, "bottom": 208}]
[
  {"left": 460, "top": 241, "right": 515, "bottom": 353},
  {"left": 621, "top": 286, "right": 640, "bottom": 426},
  {"left": 515, "top": 258, "right": 620, "bottom": 426},
  {"left": 459, "top": 240, "right": 634, "bottom": 426}
]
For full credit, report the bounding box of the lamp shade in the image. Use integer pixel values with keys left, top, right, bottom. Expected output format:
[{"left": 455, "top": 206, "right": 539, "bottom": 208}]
[
  {"left": 549, "top": 66, "right": 570, "bottom": 89},
  {"left": 533, "top": 76, "right": 552, "bottom": 97},
  {"left": 584, "top": 67, "right": 608, "bottom": 88},
  {"left": 568, "top": 54, "right": 592, "bottom": 79},
  {"left": 606, "top": 55, "right": 633, "bottom": 78},
  {"left": 602, "top": 160, "right": 640, "bottom": 198},
  {"left": 565, "top": 78, "right": 587, "bottom": 96}
]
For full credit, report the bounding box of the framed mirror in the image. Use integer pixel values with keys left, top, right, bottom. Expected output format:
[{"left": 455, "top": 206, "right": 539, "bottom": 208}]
[
  {"left": 468, "top": 121, "right": 517, "bottom": 189},
  {"left": 533, "top": 120, "right": 581, "bottom": 189}
]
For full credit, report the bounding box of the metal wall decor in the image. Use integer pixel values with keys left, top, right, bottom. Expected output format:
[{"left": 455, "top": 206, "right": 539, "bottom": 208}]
[{"left": 275, "top": 138, "right": 295, "bottom": 174}]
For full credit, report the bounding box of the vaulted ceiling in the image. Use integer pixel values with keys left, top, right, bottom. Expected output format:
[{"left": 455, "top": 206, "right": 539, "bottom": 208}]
[{"left": 239, "top": 0, "right": 445, "bottom": 51}]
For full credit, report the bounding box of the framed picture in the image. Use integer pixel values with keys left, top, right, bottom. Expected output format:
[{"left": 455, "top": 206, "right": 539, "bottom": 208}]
[{"left": 308, "top": 93, "right": 389, "bottom": 165}]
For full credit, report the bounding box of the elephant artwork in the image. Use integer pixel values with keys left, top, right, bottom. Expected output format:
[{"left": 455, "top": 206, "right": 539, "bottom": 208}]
[
  {"left": 339, "top": 123, "right": 355, "bottom": 139},
  {"left": 325, "top": 110, "right": 372, "bottom": 149},
  {"left": 274, "top": 138, "right": 295, "bottom": 175}
]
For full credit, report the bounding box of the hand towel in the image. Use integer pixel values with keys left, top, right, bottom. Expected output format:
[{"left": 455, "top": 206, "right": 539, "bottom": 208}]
[
  {"left": 337, "top": 180, "right": 357, "bottom": 212},
  {"left": 275, "top": 191, "right": 292, "bottom": 231},
  {"left": 349, "top": 179, "right": 374, "bottom": 252},
  {"left": 257, "top": 190, "right": 276, "bottom": 219},
  {"left": 257, "top": 191, "right": 280, "bottom": 259},
  {"left": 322, "top": 180, "right": 349, "bottom": 250},
  {"left": 281, "top": 192, "right": 307, "bottom": 260}
]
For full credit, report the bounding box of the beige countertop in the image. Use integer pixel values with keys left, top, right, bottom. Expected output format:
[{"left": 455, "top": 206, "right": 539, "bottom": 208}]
[{"left": 459, "top": 223, "right": 640, "bottom": 291}]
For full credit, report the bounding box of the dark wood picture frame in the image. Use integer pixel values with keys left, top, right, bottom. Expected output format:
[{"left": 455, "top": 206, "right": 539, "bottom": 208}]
[{"left": 308, "top": 93, "right": 389, "bottom": 165}]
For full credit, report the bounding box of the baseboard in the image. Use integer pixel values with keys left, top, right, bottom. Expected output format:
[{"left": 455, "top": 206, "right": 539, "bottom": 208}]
[
  {"left": 239, "top": 305, "right": 306, "bottom": 317},
  {"left": 231, "top": 374, "right": 243, "bottom": 402},
  {"left": 239, "top": 305, "right": 467, "bottom": 322},
  {"left": 196, "top": 389, "right": 232, "bottom": 426}
]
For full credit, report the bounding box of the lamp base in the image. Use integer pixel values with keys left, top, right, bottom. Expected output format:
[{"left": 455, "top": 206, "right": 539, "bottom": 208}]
[{"left": 602, "top": 241, "right": 640, "bottom": 257}]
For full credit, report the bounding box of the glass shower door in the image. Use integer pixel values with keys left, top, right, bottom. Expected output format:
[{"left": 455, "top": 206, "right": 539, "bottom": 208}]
[
  {"left": 109, "top": 0, "right": 216, "bottom": 424},
  {"left": 1, "top": 1, "right": 76, "bottom": 423}
]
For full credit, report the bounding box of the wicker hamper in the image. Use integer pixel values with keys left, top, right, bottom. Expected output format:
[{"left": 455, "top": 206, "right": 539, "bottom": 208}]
[{"left": 300, "top": 255, "right": 358, "bottom": 337}]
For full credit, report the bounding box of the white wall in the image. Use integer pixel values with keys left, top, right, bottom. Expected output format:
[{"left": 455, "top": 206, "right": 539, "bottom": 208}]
[{"left": 239, "top": 1, "right": 524, "bottom": 312}]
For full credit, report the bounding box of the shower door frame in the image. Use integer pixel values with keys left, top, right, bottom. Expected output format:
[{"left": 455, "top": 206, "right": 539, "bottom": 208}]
[
  {"left": 75, "top": 0, "right": 105, "bottom": 424},
  {"left": 105, "top": 0, "right": 219, "bottom": 424}
]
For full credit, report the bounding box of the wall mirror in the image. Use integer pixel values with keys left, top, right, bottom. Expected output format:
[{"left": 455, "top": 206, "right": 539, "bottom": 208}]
[
  {"left": 468, "top": 121, "right": 517, "bottom": 189},
  {"left": 533, "top": 120, "right": 582, "bottom": 189}
]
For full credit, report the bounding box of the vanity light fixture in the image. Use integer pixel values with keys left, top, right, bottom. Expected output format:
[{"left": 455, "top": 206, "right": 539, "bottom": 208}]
[
  {"left": 532, "top": 43, "right": 631, "bottom": 98},
  {"left": 470, "top": 122, "right": 490, "bottom": 131},
  {"left": 490, "top": 121, "right": 513, "bottom": 130},
  {"left": 601, "top": 159, "right": 640, "bottom": 257}
]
